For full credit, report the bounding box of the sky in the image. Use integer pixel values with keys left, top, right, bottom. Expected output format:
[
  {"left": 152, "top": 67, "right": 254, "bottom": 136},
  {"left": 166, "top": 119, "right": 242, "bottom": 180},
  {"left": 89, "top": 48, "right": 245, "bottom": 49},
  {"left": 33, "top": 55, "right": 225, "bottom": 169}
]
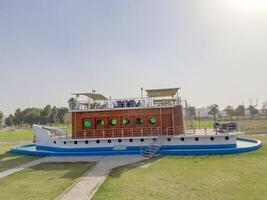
[{"left": 0, "top": 0, "right": 267, "bottom": 115}]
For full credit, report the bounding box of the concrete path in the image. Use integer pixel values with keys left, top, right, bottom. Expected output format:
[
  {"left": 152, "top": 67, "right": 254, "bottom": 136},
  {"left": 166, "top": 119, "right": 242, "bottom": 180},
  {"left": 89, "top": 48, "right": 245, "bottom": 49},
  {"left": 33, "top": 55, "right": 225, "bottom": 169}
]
[
  {"left": 0, "top": 155, "right": 148, "bottom": 200},
  {"left": 58, "top": 156, "right": 148, "bottom": 200}
]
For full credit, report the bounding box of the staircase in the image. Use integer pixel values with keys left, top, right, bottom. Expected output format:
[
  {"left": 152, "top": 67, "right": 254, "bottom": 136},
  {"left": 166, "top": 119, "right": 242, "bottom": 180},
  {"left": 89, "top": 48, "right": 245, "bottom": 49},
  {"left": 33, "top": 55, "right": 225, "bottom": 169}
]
[{"left": 142, "top": 127, "right": 165, "bottom": 157}]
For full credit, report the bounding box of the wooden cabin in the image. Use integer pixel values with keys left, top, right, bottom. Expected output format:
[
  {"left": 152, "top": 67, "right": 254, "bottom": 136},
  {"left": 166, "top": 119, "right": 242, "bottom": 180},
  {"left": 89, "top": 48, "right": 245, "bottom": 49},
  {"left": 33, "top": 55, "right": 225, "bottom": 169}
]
[{"left": 71, "top": 88, "right": 184, "bottom": 139}]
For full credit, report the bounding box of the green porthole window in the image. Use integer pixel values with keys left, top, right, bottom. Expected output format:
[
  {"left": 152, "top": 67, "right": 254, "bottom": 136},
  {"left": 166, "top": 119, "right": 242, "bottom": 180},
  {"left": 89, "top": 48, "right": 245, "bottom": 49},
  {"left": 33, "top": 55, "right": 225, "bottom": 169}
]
[
  {"left": 136, "top": 117, "right": 143, "bottom": 125},
  {"left": 110, "top": 119, "right": 117, "bottom": 126},
  {"left": 84, "top": 120, "right": 92, "bottom": 128},
  {"left": 97, "top": 119, "right": 105, "bottom": 127},
  {"left": 149, "top": 117, "right": 157, "bottom": 125},
  {"left": 122, "top": 118, "right": 130, "bottom": 125}
]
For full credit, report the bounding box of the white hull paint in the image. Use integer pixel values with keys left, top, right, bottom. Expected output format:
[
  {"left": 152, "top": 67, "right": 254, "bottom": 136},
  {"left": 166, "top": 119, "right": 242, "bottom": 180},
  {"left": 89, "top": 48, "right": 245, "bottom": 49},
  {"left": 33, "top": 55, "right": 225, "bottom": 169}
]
[{"left": 34, "top": 125, "right": 237, "bottom": 150}]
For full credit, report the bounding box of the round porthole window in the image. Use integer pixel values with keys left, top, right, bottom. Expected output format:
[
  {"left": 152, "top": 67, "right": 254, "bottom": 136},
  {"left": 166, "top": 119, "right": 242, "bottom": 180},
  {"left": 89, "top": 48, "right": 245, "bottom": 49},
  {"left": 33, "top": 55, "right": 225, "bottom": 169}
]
[
  {"left": 210, "top": 137, "right": 214, "bottom": 141},
  {"left": 84, "top": 120, "right": 92, "bottom": 128},
  {"left": 110, "top": 119, "right": 117, "bottom": 126},
  {"left": 97, "top": 119, "right": 105, "bottom": 127},
  {"left": 149, "top": 117, "right": 157, "bottom": 125},
  {"left": 195, "top": 137, "right": 199, "bottom": 141},
  {"left": 136, "top": 117, "right": 143, "bottom": 125},
  {"left": 225, "top": 136, "right": 229, "bottom": 140},
  {"left": 122, "top": 118, "right": 130, "bottom": 125}
]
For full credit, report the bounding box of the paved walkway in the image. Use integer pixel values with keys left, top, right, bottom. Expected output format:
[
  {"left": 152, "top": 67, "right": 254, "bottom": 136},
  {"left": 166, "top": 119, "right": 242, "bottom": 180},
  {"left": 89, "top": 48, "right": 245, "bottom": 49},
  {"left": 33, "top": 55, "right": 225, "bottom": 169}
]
[
  {"left": 58, "top": 156, "right": 148, "bottom": 200},
  {"left": 0, "top": 155, "right": 148, "bottom": 200}
]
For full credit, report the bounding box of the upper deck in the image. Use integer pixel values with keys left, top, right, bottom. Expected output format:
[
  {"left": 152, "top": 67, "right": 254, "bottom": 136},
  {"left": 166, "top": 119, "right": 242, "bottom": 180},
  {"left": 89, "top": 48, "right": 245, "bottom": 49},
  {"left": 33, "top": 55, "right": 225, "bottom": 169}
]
[{"left": 69, "top": 88, "right": 181, "bottom": 112}]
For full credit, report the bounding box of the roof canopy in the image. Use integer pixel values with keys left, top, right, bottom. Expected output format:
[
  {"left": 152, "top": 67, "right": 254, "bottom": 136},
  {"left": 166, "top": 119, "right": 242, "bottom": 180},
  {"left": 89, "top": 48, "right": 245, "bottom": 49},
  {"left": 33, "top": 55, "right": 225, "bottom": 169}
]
[
  {"left": 146, "top": 88, "right": 180, "bottom": 98},
  {"left": 72, "top": 93, "right": 108, "bottom": 101}
]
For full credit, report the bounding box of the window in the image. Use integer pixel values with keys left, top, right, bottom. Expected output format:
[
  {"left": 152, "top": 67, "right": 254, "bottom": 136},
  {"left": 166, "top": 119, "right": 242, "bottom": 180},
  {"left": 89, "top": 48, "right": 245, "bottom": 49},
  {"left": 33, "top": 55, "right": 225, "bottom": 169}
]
[
  {"left": 108, "top": 139, "right": 111, "bottom": 143},
  {"left": 118, "top": 139, "right": 122, "bottom": 143},
  {"left": 225, "top": 136, "right": 229, "bottom": 140},
  {"left": 85, "top": 140, "right": 89, "bottom": 144},
  {"left": 180, "top": 137, "right": 185, "bottom": 141},
  {"left": 110, "top": 119, "right": 117, "bottom": 126},
  {"left": 74, "top": 141, "right": 78, "bottom": 144},
  {"left": 129, "top": 139, "right": 133, "bottom": 142},
  {"left": 149, "top": 116, "right": 157, "bottom": 125},
  {"left": 96, "top": 140, "right": 100, "bottom": 144},
  {"left": 122, "top": 118, "right": 130, "bottom": 125},
  {"left": 210, "top": 137, "right": 214, "bottom": 141},
  {"left": 195, "top": 137, "right": 199, "bottom": 141},
  {"left": 97, "top": 119, "right": 105, "bottom": 127},
  {"left": 140, "top": 138, "right": 144, "bottom": 142},
  {"left": 136, "top": 117, "right": 143, "bottom": 125},
  {"left": 84, "top": 120, "right": 92, "bottom": 128}
]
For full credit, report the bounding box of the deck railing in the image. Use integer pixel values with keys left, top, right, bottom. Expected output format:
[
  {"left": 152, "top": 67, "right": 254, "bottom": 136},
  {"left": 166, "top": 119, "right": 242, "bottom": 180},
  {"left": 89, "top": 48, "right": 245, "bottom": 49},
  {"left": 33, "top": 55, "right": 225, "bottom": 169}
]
[
  {"left": 70, "top": 127, "right": 163, "bottom": 139},
  {"left": 70, "top": 96, "right": 181, "bottom": 111}
]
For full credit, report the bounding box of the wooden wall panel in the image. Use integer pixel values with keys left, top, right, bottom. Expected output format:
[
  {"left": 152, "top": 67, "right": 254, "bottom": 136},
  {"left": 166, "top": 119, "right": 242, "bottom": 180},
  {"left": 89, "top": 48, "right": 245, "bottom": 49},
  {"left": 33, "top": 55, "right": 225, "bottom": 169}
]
[{"left": 72, "top": 106, "right": 184, "bottom": 138}]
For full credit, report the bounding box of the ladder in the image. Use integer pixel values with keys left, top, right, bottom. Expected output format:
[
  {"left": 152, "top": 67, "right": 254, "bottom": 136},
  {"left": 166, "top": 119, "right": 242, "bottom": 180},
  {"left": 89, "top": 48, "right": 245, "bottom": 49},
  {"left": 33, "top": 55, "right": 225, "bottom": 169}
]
[{"left": 142, "top": 127, "right": 165, "bottom": 157}]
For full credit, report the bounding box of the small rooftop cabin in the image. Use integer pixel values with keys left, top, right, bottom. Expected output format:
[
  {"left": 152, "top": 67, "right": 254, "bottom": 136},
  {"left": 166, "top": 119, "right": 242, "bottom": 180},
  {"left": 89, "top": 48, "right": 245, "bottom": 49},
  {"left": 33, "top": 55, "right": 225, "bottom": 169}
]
[{"left": 70, "top": 88, "right": 184, "bottom": 139}]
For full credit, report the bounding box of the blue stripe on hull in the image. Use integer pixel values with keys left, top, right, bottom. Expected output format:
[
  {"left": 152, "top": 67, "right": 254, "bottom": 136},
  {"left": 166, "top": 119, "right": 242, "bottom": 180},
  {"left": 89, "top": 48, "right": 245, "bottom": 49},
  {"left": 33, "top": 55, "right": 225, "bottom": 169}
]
[
  {"left": 36, "top": 143, "right": 237, "bottom": 152},
  {"left": 10, "top": 138, "right": 261, "bottom": 157}
]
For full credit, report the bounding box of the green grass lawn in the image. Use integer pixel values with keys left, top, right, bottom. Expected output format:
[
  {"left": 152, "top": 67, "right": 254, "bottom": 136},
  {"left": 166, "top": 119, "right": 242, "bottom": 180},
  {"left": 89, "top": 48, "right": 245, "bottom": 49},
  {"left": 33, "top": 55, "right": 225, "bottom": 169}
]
[
  {"left": 0, "top": 141, "right": 41, "bottom": 173},
  {"left": 0, "top": 162, "right": 93, "bottom": 200},
  {"left": 93, "top": 136, "right": 267, "bottom": 200},
  {"left": 0, "top": 129, "right": 33, "bottom": 141}
]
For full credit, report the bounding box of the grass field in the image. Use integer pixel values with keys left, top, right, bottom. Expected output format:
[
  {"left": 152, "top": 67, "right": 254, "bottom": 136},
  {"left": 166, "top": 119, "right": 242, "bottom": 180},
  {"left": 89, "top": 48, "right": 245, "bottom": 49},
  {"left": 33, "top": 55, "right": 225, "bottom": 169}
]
[
  {"left": 0, "top": 129, "right": 33, "bottom": 141},
  {"left": 0, "top": 162, "right": 93, "bottom": 200},
  {"left": 0, "top": 141, "right": 41, "bottom": 173},
  {"left": 93, "top": 136, "right": 267, "bottom": 200}
]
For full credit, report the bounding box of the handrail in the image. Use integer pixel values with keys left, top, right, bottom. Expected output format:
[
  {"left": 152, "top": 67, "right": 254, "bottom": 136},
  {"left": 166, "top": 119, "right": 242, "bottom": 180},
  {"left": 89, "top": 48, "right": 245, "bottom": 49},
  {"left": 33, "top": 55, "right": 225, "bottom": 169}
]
[{"left": 70, "top": 96, "right": 181, "bottom": 111}]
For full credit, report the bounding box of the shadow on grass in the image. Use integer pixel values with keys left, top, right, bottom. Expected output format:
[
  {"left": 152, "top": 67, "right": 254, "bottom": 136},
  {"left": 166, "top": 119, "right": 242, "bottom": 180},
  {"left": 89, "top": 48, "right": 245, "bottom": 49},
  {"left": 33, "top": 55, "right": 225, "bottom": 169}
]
[
  {"left": 26, "top": 162, "right": 94, "bottom": 179},
  {"left": 108, "top": 157, "right": 161, "bottom": 179},
  {"left": 0, "top": 151, "right": 41, "bottom": 172}
]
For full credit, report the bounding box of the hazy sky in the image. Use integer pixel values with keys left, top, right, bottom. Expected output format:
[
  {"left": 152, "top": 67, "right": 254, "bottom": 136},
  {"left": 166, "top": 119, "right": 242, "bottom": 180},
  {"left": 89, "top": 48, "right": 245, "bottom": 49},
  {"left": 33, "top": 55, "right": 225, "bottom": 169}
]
[{"left": 1, "top": 0, "right": 267, "bottom": 115}]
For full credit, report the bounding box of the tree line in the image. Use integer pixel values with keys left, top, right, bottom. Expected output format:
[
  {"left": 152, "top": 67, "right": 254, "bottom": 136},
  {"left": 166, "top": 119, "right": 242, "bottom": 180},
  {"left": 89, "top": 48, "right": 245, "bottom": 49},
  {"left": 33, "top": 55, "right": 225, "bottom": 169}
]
[
  {"left": 187, "top": 102, "right": 267, "bottom": 121},
  {"left": 3, "top": 105, "right": 69, "bottom": 127}
]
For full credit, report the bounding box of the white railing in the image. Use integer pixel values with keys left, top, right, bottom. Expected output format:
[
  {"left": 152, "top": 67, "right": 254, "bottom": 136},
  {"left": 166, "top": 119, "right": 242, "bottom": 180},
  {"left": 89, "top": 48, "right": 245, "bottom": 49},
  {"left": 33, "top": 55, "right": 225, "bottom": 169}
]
[
  {"left": 70, "top": 127, "right": 162, "bottom": 139},
  {"left": 70, "top": 96, "right": 181, "bottom": 111}
]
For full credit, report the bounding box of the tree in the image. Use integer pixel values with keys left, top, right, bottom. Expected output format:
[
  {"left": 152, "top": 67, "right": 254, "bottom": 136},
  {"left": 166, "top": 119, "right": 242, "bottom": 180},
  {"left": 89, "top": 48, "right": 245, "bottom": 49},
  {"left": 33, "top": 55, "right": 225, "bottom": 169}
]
[
  {"left": 22, "top": 108, "right": 41, "bottom": 126},
  {"left": 262, "top": 101, "right": 267, "bottom": 114},
  {"left": 235, "top": 105, "right": 245, "bottom": 119},
  {"left": 40, "top": 105, "right": 52, "bottom": 125},
  {"left": 5, "top": 114, "right": 14, "bottom": 126},
  {"left": 247, "top": 105, "right": 259, "bottom": 117},
  {"left": 224, "top": 106, "right": 234, "bottom": 119},
  {"left": 49, "top": 106, "right": 58, "bottom": 124},
  {"left": 208, "top": 104, "right": 219, "bottom": 122},
  {"left": 56, "top": 107, "right": 69, "bottom": 124},
  {"left": 13, "top": 108, "right": 23, "bottom": 127},
  {"left": 68, "top": 98, "right": 77, "bottom": 110},
  {"left": 0, "top": 111, "right": 3, "bottom": 127}
]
